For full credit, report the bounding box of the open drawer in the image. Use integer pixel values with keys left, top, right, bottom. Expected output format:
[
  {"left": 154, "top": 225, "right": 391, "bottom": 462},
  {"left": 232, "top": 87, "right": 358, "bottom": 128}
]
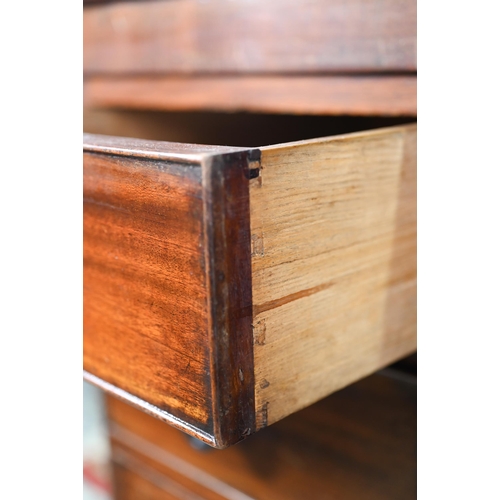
[{"left": 83, "top": 117, "right": 416, "bottom": 448}]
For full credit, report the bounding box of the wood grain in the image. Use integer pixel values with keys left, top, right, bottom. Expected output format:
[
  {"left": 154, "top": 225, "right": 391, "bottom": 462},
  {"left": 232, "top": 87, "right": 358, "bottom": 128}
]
[
  {"left": 203, "top": 150, "right": 258, "bottom": 446},
  {"left": 111, "top": 443, "right": 250, "bottom": 500},
  {"left": 83, "top": 134, "right": 256, "bottom": 448},
  {"left": 107, "top": 371, "right": 416, "bottom": 500},
  {"left": 84, "top": 75, "right": 417, "bottom": 117},
  {"left": 84, "top": 124, "right": 417, "bottom": 445},
  {"left": 83, "top": 0, "right": 416, "bottom": 75},
  {"left": 111, "top": 462, "right": 181, "bottom": 500},
  {"left": 83, "top": 146, "right": 214, "bottom": 435},
  {"left": 250, "top": 124, "right": 417, "bottom": 427}
]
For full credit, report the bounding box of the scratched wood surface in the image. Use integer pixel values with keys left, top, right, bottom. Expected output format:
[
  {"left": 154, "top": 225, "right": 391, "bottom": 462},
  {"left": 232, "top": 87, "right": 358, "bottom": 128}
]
[
  {"left": 106, "top": 371, "right": 416, "bottom": 500},
  {"left": 83, "top": 0, "right": 416, "bottom": 75},
  {"left": 250, "top": 124, "right": 417, "bottom": 428},
  {"left": 84, "top": 75, "right": 417, "bottom": 117}
]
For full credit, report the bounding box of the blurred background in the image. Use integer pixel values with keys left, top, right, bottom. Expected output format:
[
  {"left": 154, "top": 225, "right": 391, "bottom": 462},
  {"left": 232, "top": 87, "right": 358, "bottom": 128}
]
[{"left": 84, "top": 382, "right": 112, "bottom": 500}]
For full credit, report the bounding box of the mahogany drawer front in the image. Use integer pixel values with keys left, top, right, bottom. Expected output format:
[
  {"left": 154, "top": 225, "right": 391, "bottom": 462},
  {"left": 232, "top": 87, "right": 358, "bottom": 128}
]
[
  {"left": 83, "top": 124, "right": 417, "bottom": 448},
  {"left": 106, "top": 372, "right": 417, "bottom": 500},
  {"left": 83, "top": 0, "right": 416, "bottom": 75},
  {"left": 83, "top": 0, "right": 417, "bottom": 117}
]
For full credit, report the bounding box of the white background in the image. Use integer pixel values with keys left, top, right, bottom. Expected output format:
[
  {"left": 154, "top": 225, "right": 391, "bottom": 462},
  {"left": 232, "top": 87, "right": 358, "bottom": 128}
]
[{"left": 1, "top": 1, "right": 499, "bottom": 497}]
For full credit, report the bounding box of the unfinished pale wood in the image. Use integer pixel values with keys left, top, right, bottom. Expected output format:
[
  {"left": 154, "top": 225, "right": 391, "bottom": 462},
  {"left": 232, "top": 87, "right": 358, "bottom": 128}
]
[{"left": 250, "top": 125, "right": 417, "bottom": 428}]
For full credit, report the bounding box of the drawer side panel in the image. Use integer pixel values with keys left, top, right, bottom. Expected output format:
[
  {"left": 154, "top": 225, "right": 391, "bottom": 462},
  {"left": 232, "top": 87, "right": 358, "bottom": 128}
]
[{"left": 250, "top": 125, "right": 417, "bottom": 427}]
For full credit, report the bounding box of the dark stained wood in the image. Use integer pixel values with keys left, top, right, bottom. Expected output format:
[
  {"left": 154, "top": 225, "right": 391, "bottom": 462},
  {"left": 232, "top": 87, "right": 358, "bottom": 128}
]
[
  {"left": 107, "top": 371, "right": 416, "bottom": 500},
  {"left": 111, "top": 447, "right": 239, "bottom": 500},
  {"left": 84, "top": 75, "right": 417, "bottom": 116},
  {"left": 83, "top": 133, "right": 246, "bottom": 160},
  {"left": 83, "top": 147, "right": 213, "bottom": 438},
  {"left": 83, "top": 134, "right": 256, "bottom": 448},
  {"left": 83, "top": 0, "right": 416, "bottom": 75},
  {"left": 112, "top": 462, "right": 180, "bottom": 500},
  {"left": 204, "top": 151, "right": 259, "bottom": 445}
]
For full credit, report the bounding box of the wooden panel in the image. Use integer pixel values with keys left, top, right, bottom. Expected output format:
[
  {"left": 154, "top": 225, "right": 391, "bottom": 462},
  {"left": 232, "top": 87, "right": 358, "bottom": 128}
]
[
  {"left": 83, "top": 134, "right": 257, "bottom": 448},
  {"left": 83, "top": 146, "right": 213, "bottom": 435},
  {"left": 112, "top": 454, "right": 231, "bottom": 500},
  {"left": 84, "top": 75, "right": 417, "bottom": 117},
  {"left": 111, "top": 445, "right": 244, "bottom": 500},
  {"left": 107, "top": 371, "right": 416, "bottom": 500},
  {"left": 250, "top": 124, "right": 417, "bottom": 427},
  {"left": 112, "top": 462, "right": 180, "bottom": 500},
  {"left": 83, "top": 0, "right": 416, "bottom": 75},
  {"left": 84, "top": 125, "right": 417, "bottom": 446}
]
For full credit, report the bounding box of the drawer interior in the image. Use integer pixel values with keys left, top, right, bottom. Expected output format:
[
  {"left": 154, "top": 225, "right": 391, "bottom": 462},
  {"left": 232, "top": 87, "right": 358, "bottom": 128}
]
[{"left": 84, "top": 108, "right": 414, "bottom": 147}]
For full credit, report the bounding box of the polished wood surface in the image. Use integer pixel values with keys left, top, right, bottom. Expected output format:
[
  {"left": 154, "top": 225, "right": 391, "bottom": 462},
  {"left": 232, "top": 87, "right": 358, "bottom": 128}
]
[
  {"left": 251, "top": 125, "right": 417, "bottom": 427},
  {"left": 84, "top": 134, "right": 257, "bottom": 447},
  {"left": 112, "top": 463, "right": 180, "bottom": 500},
  {"left": 83, "top": 0, "right": 416, "bottom": 75},
  {"left": 83, "top": 144, "right": 213, "bottom": 438},
  {"left": 203, "top": 148, "right": 258, "bottom": 446},
  {"left": 107, "top": 371, "right": 417, "bottom": 500},
  {"left": 84, "top": 75, "right": 417, "bottom": 117}
]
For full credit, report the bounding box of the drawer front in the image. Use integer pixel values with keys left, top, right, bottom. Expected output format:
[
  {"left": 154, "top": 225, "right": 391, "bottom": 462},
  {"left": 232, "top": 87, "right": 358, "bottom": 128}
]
[
  {"left": 84, "top": 137, "right": 258, "bottom": 447},
  {"left": 84, "top": 0, "right": 416, "bottom": 74},
  {"left": 106, "top": 372, "right": 417, "bottom": 500},
  {"left": 83, "top": 124, "right": 416, "bottom": 447},
  {"left": 84, "top": 149, "right": 212, "bottom": 436}
]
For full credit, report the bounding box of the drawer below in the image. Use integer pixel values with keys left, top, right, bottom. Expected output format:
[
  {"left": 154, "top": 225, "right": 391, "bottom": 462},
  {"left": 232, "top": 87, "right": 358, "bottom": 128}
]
[
  {"left": 84, "top": 121, "right": 416, "bottom": 447},
  {"left": 107, "top": 371, "right": 417, "bottom": 500}
]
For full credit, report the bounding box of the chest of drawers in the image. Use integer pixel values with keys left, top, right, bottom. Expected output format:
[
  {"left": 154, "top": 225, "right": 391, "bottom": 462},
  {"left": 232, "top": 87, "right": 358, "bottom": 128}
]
[{"left": 84, "top": 0, "right": 416, "bottom": 496}]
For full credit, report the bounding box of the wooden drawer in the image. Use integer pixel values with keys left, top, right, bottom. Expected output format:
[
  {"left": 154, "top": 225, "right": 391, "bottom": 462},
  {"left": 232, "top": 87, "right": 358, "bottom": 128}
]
[
  {"left": 83, "top": 0, "right": 416, "bottom": 117},
  {"left": 106, "top": 371, "right": 417, "bottom": 500},
  {"left": 84, "top": 122, "right": 416, "bottom": 448},
  {"left": 84, "top": 0, "right": 416, "bottom": 75}
]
